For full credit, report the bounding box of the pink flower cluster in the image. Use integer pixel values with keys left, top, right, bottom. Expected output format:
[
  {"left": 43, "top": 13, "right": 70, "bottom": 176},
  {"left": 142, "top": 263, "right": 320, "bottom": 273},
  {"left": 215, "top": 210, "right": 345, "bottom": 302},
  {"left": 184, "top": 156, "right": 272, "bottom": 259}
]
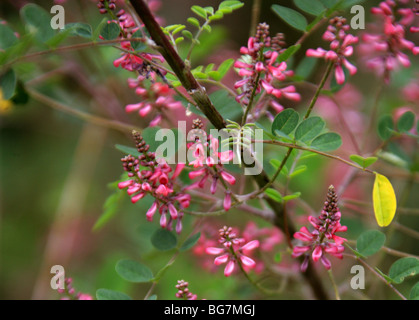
[
  {"left": 57, "top": 278, "right": 93, "bottom": 300},
  {"left": 292, "top": 185, "right": 347, "bottom": 271},
  {"left": 359, "top": 0, "right": 418, "bottom": 83},
  {"left": 206, "top": 226, "right": 259, "bottom": 277},
  {"left": 307, "top": 17, "right": 358, "bottom": 85},
  {"left": 234, "top": 23, "right": 300, "bottom": 114},
  {"left": 185, "top": 120, "right": 236, "bottom": 212},
  {"left": 125, "top": 74, "right": 182, "bottom": 126},
  {"left": 118, "top": 131, "right": 190, "bottom": 234},
  {"left": 175, "top": 280, "right": 198, "bottom": 300}
]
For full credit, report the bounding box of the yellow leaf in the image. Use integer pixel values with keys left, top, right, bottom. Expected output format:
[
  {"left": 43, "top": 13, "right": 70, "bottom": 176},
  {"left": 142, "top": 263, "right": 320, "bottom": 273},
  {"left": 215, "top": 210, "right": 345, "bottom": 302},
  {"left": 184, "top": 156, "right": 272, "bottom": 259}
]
[
  {"left": 373, "top": 173, "right": 397, "bottom": 227},
  {"left": 0, "top": 89, "right": 13, "bottom": 114}
]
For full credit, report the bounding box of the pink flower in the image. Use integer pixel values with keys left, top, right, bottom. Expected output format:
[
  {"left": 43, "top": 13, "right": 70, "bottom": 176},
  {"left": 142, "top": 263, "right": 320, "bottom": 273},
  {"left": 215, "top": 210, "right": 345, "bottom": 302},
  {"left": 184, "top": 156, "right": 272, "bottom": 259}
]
[
  {"left": 206, "top": 226, "right": 260, "bottom": 277},
  {"left": 306, "top": 17, "right": 358, "bottom": 85},
  {"left": 358, "top": 1, "right": 418, "bottom": 83},
  {"left": 234, "top": 23, "right": 300, "bottom": 119},
  {"left": 292, "top": 186, "right": 347, "bottom": 271},
  {"left": 118, "top": 132, "right": 189, "bottom": 233}
]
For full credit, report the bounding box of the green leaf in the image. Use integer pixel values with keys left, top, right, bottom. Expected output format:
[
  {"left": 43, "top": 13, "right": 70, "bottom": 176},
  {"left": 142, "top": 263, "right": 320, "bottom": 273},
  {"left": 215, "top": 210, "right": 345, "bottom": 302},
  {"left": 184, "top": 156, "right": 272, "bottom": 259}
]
[
  {"left": 151, "top": 229, "right": 178, "bottom": 251},
  {"left": 271, "top": 4, "right": 308, "bottom": 31},
  {"left": 210, "top": 90, "right": 243, "bottom": 120},
  {"left": 290, "top": 165, "right": 307, "bottom": 178},
  {"left": 373, "top": 173, "right": 397, "bottom": 227},
  {"left": 410, "top": 282, "right": 419, "bottom": 300},
  {"left": 191, "top": 5, "right": 208, "bottom": 19},
  {"left": 0, "top": 69, "right": 17, "bottom": 100},
  {"left": 377, "top": 115, "right": 394, "bottom": 140},
  {"left": 356, "top": 230, "right": 386, "bottom": 257},
  {"left": 319, "top": 0, "right": 339, "bottom": 7},
  {"left": 294, "top": 0, "right": 326, "bottom": 16},
  {"left": 131, "top": 30, "right": 146, "bottom": 51},
  {"left": 388, "top": 257, "right": 419, "bottom": 284},
  {"left": 283, "top": 192, "right": 301, "bottom": 202},
  {"left": 310, "top": 132, "right": 342, "bottom": 151},
  {"left": 45, "top": 28, "right": 72, "bottom": 48},
  {"left": 265, "top": 188, "right": 283, "bottom": 202},
  {"left": 295, "top": 117, "right": 325, "bottom": 143},
  {"left": 397, "top": 111, "right": 415, "bottom": 133},
  {"left": 115, "top": 144, "right": 141, "bottom": 157},
  {"left": 216, "top": 58, "right": 234, "bottom": 80},
  {"left": 20, "top": 4, "right": 55, "bottom": 43},
  {"left": 0, "top": 24, "right": 18, "bottom": 50},
  {"left": 182, "top": 29, "right": 194, "bottom": 40},
  {"left": 271, "top": 108, "right": 300, "bottom": 136},
  {"left": 93, "top": 189, "right": 124, "bottom": 231},
  {"left": 277, "top": 44, "right": 301, "bottom": 63},
  {"left": 115, "top": 259, "right": 154, "bottom": 283},
  {"left": 147, "top": 295, "right": 158, "bottom": 300},
  {"left": 96, "top": 289, "right": 132, "bottom": 300},
  {"left": 180, "top": 232, "right": 201, "bottom": 252},
  {"left": 65, "top": 23, "right": 92, "bottom": 38},
  {"left": 187, "top": 17, "right": 201, "bottom": 28},
  {"left": 349, "top": 155, "right": 378, "bottom": 168},
  {"left": 295, "top": 56, "right": 318, "bottom": 80},
  {"left": 219, "top": 1, "right": 244, "bottom": 11},
  {"left": 92, "top": 17, "right": 108, "bottom": 41},
  {"left": 100, "top": 22, "right": 120, "bottom": 40}
]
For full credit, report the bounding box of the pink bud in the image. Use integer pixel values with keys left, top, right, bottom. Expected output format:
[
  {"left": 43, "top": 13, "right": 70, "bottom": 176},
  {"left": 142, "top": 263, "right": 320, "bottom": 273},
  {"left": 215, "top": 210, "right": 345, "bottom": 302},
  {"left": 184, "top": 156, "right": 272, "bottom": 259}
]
[
  {"left": 168, "top": 203, "right": 178, "bottom": 219},
  {"left": 131, "top": 192, "right": 145, "bottom": 204},
  {"left": 334, "top": 65, "right": 345, "bottom": 85},
  {"left": 220, "top": 171, "right": 236, "bottom": 185},
  {"left": 118, "top": 180, "right": 133, "bottom": 189},
  {"left": 146, "top": 202, "right": 158, "bottom": 221}
]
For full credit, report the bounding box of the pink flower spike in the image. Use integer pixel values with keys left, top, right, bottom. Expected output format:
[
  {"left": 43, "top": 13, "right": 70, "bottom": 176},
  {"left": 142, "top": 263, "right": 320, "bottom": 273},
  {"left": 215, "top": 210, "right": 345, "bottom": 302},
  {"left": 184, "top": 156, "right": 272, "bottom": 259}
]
[
  {"left": 224, "top": 260, "right": 235, "bottom": 277},
  {"left": 206, "top": 247, "right": 225, "bottom": 255},
  {"left": 214, "top": 254, "right": 229, "bottom": 265}
]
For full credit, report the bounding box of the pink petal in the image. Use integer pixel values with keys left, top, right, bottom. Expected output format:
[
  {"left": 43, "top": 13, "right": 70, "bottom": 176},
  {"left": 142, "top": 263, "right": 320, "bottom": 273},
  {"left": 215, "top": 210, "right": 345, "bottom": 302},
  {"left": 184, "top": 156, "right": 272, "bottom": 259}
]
[
  {"left": 214, "top": 254, "right": 229, "bottom": 265},
  {"left": 240, "top": 240, "right": 259, "bottom": 251},
  {"left": 206, "top": 247, "right": 225, "bottom": 255},
  {"left": 240, "top": 255, "right": 256, "bottom": 268},
  {"left": 224, "top": 260, "right": 235, "bottom": 277}
]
